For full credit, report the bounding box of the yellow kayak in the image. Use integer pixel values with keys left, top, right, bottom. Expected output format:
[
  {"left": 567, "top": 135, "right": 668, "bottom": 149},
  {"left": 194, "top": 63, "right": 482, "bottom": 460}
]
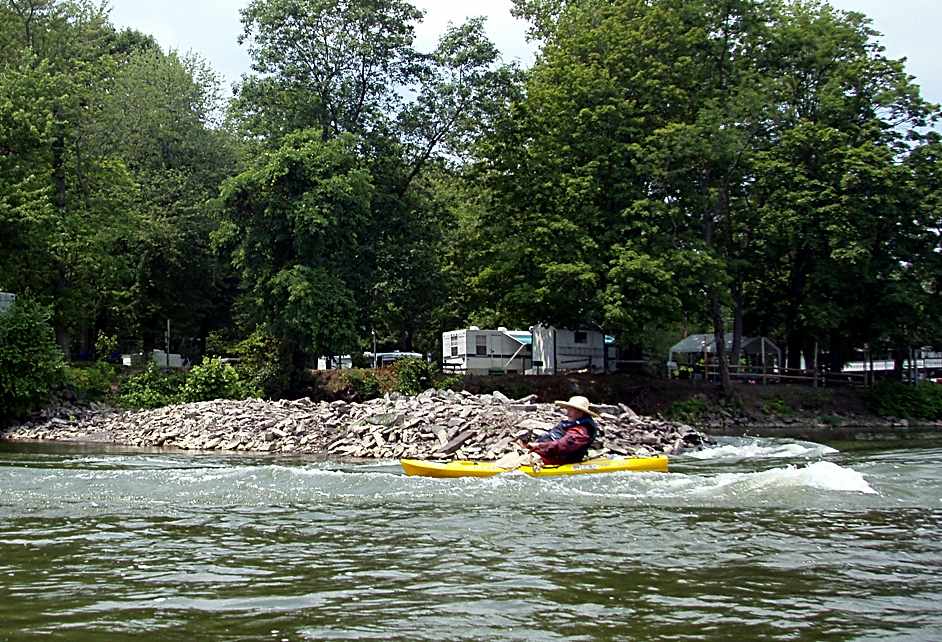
[{"left": 400, "top": 455, "right": 668, "bottom": 478}]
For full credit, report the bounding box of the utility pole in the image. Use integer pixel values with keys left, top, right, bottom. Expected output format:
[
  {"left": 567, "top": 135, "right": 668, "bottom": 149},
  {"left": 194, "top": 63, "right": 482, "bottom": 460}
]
[{"left": 372, "top": 328, "right": 378, "bottom": 368}]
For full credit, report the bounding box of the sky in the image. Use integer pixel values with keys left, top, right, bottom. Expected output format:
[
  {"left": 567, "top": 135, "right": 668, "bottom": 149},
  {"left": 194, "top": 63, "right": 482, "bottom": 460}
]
[{"left": 106, "top": 0, "right": 941, "bottom": 108}]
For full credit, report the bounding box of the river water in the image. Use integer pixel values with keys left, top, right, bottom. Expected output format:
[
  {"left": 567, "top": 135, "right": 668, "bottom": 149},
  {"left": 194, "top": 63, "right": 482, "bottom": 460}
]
[{"left": 1, "top": 437, "right": 941, "bottom": 641}]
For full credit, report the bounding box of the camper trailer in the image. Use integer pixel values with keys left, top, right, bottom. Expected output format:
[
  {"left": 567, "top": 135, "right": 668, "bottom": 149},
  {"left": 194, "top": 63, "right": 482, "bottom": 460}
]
[
  {"left": 443, "top": 325, "right": 615, "bottom": 375},
  {"left": 442, "top": 327, "right": 532, "bottom": 375}
]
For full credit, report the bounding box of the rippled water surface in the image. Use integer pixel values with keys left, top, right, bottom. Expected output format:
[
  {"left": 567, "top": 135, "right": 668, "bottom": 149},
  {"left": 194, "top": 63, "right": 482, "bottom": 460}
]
[{"left": 2, "top": 437, "right": 941, "bottom": 641}]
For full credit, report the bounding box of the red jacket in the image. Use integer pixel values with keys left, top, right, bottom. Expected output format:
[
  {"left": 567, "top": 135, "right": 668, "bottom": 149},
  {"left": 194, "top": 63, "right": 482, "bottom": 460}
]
[{"left": 527, "top": 420, "right": 596, "bottom": 465}]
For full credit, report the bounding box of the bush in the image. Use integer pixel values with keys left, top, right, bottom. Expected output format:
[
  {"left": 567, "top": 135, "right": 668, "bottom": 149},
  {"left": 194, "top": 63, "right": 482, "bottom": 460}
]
[
  {"left": 0, "top": 299, "right": 65, "bottom": 420},
  {"left": 392, "top": 357, "right": 435, "bottom": 395},
  {"left": 65, "top": 361, "right": 117, "bottom": 401},
  {"left": 665, "top": 397, "right": 709, "bottom": 423},
  {"left": 232, "top": 329, "right": 291, "bottom": 399},
  {"left": 434, "top": 373, "right": 465, "bottom": 391},
  {"left": 868, "top": 381, "right": 942, "bottom": 420},
  {"left": 118, "top": 363, "right": 186, "bottom": 409},
  {"left": 94, "top": 331, "right": 119, "bottom": 362},
  {"left": 341, "top": 369, "right": 381, "bottom": 400},
  {"left": 762, "top": 397, "right": 793, "bottom": 416},
  {"left": 178, "top": 357, "right": 257, "bottom": 403}
]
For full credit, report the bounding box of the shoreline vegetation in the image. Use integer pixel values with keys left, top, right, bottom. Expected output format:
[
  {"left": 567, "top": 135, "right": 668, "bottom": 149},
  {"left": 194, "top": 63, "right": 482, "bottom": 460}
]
[{"left": 2, "top": 1, "right": 940, "bottom": 436}]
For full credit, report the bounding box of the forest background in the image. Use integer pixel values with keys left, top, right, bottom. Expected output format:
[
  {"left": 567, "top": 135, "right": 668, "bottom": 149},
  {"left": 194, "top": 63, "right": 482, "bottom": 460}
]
[{"left": 1, "top": 0, "right": 940, "bottom": 413}]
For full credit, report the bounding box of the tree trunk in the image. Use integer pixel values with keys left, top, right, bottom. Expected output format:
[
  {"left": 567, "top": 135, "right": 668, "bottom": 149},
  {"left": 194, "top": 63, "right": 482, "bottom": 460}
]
[
  {"left": 52, "top": 107, "right": 70, "bottom": 358},
  {"left": 786, "top": 334, "right": 804, "bottom": 370},
  {"left": 711, "top": 289, "right": 731, "bottom": 393},
  {"left": 892, "top": 347, "right": 906, "bottom": 381},
  {"left": 731, "top": 283, "right": 744, "bottom": 367}
]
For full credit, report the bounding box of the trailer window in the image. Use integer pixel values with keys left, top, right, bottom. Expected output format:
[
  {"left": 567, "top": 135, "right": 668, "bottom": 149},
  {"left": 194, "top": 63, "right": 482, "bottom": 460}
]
[
  {"left": 475, "top": 335, "right": 487, "bottom": 355},
  {"left": 574, "top": 331, "right": 588, "bottom": 344}
]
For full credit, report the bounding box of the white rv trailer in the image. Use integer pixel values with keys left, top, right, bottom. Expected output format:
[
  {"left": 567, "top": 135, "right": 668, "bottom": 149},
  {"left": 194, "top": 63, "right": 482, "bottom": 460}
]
[{"left": 443, "top": 325, "right": 615, "bottom": 375}]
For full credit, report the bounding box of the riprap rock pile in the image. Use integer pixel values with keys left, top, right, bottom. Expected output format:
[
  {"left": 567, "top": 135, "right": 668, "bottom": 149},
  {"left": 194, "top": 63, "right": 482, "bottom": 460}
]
[{"left": 2, "top": 389, "right": 707, "bottom": 459}]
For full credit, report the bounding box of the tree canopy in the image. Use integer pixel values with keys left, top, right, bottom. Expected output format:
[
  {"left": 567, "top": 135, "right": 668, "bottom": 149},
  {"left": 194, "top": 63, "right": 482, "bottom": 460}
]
[{"left": 1, "top": 0, "right": 939, "bottom": 398}]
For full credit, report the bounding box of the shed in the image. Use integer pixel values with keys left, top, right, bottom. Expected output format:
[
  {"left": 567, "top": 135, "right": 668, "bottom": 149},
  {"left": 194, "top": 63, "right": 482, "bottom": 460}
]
[{"left": 667, "top": 334, "right": 782, "bottom": 369}]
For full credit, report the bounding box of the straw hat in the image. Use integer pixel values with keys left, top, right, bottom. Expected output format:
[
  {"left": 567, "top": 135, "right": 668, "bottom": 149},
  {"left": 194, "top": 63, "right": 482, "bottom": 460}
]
[{"left": 554, "top": 395, "right": 599, "bottom": 417}]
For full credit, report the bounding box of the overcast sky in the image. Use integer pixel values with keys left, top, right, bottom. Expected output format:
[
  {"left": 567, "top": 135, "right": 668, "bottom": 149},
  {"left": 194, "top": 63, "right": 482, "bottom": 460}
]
[{"left": 106, "top": 0, "right": 941, "bottom": 108}]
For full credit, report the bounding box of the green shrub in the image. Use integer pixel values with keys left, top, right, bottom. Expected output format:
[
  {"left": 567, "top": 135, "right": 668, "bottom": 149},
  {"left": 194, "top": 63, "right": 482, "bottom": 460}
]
[
  {"left": 762, "top": 397, "right": 793, "bottom": 416},
  {"left": 65, "top": 361, "right": 117, "bottom": 401},
  {"left": 94, "top": 331, "right": 118, "bottom": 361},
  {"left": 204, "top": 330, "right": 232, "bottom": 357},
  {"left": 341, "top": 369, "right": 381, "bottom": 400},
  {"left": 392, "top": 357, "right": 435, "bottom": 395},
  {"left": 0, "top": 298, "right": 65, "bottom": 420},
  {"left": 869, "top": 381, "right": 942, "bottom": 420},
  {"left": 178, "top": 357, "right": 258, "bottom": 403},
  {"left": 435, "top": 373, "right": 465, "bottom": 391},
  {"left": 232, "top": 329, "right": 291, "bottom": 399},
  {"left": 665, "top": 397, "right": 709, "bottom": 423},
  {"left": 118, "top": 363, "right": 186, "bottom": 409}
]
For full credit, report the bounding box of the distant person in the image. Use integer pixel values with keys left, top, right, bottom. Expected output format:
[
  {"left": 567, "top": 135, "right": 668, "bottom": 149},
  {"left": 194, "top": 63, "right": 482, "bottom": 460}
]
[{"left": 496, "top": 395, "right": 600, "bottom": 469}]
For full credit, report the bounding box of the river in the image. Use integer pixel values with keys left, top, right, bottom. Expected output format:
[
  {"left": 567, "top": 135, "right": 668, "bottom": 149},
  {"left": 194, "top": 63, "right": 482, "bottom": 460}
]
[{"left": 1, "top": 436, "right": 940, "bottom": 641}]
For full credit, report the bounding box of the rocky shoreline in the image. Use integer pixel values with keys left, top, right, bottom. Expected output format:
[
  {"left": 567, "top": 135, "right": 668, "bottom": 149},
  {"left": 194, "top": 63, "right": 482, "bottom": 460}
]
[{"left": 0, "top": 389, "right": 708, "bottom": 459}]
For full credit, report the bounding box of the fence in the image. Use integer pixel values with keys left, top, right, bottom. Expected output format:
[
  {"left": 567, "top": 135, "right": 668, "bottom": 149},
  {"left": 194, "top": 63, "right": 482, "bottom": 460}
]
[{"left": 699, "top": 364, "right": 874, "bottom": 388}]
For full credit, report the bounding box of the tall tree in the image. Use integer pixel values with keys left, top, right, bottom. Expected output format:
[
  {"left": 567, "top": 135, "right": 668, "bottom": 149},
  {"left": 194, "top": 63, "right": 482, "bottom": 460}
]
[
  {"left": 228, "top": 0, "right": 510, "bottom": 360},
  {"left": 217, "top": 130, "right": 373, "bottom": 373}
]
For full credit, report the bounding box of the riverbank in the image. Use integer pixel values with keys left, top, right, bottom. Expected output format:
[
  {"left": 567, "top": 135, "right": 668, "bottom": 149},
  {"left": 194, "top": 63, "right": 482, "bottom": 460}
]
[
  {"left": 0, "top": 389, "right": 706, "bottom": 459},
  {"left": 445, "top": 374, "right": 942, "bottom": 441}
]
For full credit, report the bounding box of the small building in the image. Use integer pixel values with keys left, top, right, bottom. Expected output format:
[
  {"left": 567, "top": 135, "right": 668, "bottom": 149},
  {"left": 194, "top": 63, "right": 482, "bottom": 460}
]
[
  {"left": 442, "top": 325, "right": 615, "bottom": 375},
  {"left": 666, "top": 334, "right": 781, "bottom": 378}
]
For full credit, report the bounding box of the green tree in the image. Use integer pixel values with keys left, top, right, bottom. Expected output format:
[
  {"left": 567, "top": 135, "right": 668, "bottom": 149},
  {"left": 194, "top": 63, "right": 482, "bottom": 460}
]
[
  {"left": 229, "top": 0, "right": 510, "bottom": 363},
  {"left": 475, "top": 0, "right": 940, "bottom": 390},
  {"left": 0, "top": 298, "right": 64, "bottom": 420},
  {"left": 217, "top": 130, "right": 373, "bottom": 377}
]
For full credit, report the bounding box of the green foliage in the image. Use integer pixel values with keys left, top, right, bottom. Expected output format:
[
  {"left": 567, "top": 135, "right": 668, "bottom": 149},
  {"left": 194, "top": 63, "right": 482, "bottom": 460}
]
[
  {"left": 665, "top": 398, "right": 709, "bottom": 423},
  {"left": 819, "top": 415, "right": 843, "bottom": 427},
  {"left": 340, "top": 369, "right": 382, "bottom": 401},
  {"left": 205, "top": 330, "right": 232, "bottom": 357},
  {"left": 434, "top": 373, "right": 466, "bottom": 391},
  {"left": 868, "top": 381, "right": 942, "bottom": 421},
  {"left": 117, "top": 363, "right": 186, "bottom": 409},
  {"left": 64, "top": 361, "right": 116, "bottom": 402},
  {"left": 94, "top": 331, "right": 118, "bottom": 361},
  {"left": 218, "top": 130, "right": 372, "bottom": 366},
  {"left": 178, "top": 357, "right": 257, "bottom": 404},
  {"left": 0, "top": 299, "right": 65, "bottom": 420},
  {"left": 0, "top": 1, "right": 239, "bottom": 360},
  {"left": 762, "top": 397, "right": 793, "bottom": 416},
  {"left": 469, "top": 0, "right": 941, "bottom": 379},
  {"left": 232, "top": 328, "right": 291, "bottom": 399},
  {"left": 392, "top": 358, "right": 435, "bottom": 396}
]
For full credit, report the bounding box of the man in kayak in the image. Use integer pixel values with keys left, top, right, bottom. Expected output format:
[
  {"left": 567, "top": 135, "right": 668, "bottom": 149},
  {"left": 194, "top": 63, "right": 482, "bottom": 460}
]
[
  {"left": 519, "top": 395, "right": 600, "bottom": 465},
  {"left": 495, "top": 395, "right": 600, "bottom": 469}
]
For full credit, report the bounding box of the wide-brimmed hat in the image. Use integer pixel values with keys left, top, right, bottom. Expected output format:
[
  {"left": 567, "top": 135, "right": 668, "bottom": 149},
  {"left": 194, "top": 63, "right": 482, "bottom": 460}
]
[{"left": 554, "top": 395, "right": 599, "bottom": 417}]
